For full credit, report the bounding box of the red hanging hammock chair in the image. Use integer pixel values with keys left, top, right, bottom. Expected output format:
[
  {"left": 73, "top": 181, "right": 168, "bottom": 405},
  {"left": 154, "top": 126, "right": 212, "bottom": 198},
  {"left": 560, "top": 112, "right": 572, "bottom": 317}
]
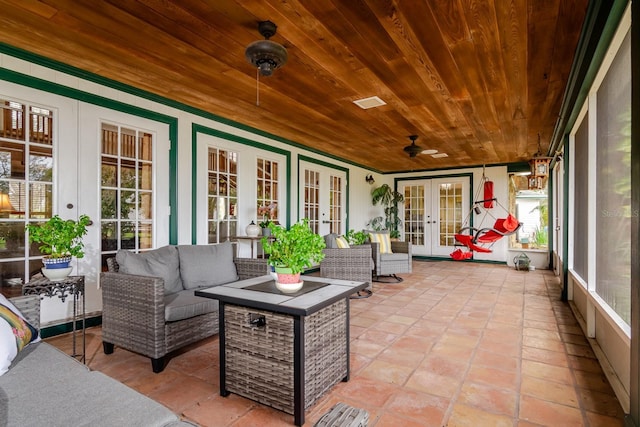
[{"left": 450, "top": 172, "right": 522, "bottom": 260}]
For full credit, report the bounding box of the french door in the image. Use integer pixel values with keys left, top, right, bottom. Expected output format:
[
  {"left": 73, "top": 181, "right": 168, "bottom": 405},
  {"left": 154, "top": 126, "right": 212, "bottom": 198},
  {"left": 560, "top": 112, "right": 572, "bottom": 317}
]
[
  {"left": 299, "top": 162, "right": 346, "bottom": 236},
  {"left": 401, "top": 177, "right": 469, "bottom": 256}
]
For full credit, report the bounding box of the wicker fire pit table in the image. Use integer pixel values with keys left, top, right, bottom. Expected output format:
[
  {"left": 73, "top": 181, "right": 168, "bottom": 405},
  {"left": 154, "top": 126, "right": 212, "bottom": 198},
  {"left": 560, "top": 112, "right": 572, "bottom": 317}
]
[{"left": 195, "top": 275, "right": 367, "bottom": 426}]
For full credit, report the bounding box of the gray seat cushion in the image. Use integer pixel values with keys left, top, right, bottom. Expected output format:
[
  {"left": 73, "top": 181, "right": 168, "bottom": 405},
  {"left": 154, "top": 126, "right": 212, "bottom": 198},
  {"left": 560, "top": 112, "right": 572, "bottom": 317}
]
[
  {"left": 115, "top": 245, "right": 183, "bottom": 295},
  {"left": 0, "top": 342, "right": 183, "bottom": 426},
  {"left": 177, "top": 241, "right": 238, "bottom": 290},
  {"left": 164, "top": 290, "right": 218, "bottom": 322},
  {"left": 380, "top": 253, "right": 410, "bottom": 262}
]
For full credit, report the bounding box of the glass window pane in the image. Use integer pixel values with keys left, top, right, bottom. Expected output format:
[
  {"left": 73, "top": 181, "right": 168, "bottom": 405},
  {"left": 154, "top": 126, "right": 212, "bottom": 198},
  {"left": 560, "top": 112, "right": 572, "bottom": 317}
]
[
  {"left": 120, "top": 190, "right": 136, "bottom": 219},
  {"left": 0, "top": 101, "right": 25, "bottom": 141},
  {"left": 29, "top": 147, "right": 53, "bottom": 182},
  {"left": 139, "top": 163, "right": 152, "bottom": 190},
  {"left": 138, "top": 222, "right": 152, "bottom": 249},
  {"left": 101, "top": 189, "right": 117, "bottom": 219},
  {"left": 121, "top": 129, "right": 136, "bottom": 158},
  {"left": 29, "top": 183, "right": 52, "bottom": 219},
  {"left": 120, "top": 222, "right": 136, "bottom": 249},
  {"left": 29, "top": 106, "right": 53, "bottom": 145},
  {"left": 102, "top": 124, "right": 118, "bottom": 155},
  {"left": 139, "top": 192, "right": 153, "bottom": 220},
  {"left": 101, "top": 221, "right": 117, "bottom": 251},
  {"left": 121, "top": 159, "right": 136, "bottom": 188},
  {"left": 101, "top": 159, "right": 117, "bottom": 187},
  {"left": 208, "top": 221, "right": 217, "bottom": 244},
  {"left": 139, "top": 133, "right": 153, "bottom": 161},
  {"left": 0, "top": 141, "right": 26, "bottom": 179}
]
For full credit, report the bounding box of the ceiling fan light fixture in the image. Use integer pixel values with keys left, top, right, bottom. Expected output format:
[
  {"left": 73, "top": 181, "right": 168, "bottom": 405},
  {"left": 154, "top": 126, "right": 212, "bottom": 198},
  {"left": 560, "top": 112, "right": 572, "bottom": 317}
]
[
  {"left": 245, "top": 21, "right": 288, "bottom": 77},
  {"left": 403, "top": 135, "right": 423, "bottom": 158}
]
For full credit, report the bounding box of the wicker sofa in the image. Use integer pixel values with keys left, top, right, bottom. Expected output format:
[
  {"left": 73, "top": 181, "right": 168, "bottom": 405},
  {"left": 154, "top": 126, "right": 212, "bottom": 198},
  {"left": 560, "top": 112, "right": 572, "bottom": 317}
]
[
  {"left": 1, "top": 295, "right": 192, "bottom": 426},
  {"left": 100, "top": 242, "right": 268, "bottom": 373}
]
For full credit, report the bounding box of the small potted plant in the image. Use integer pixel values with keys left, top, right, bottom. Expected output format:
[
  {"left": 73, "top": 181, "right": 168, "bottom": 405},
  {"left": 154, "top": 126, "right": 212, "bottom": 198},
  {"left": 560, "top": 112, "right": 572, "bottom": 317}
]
[
  {"left": 261, "top": 218, "right": 325, "bottom": 292},
  {"left": 26, "top": 214, "right": 91, "bottom": 280},
  {"left": 258, "top": 202, "right": 277, "bottom": 236},
  {"left": 345, "top": 229, "right": 368, "bottom": 246}
]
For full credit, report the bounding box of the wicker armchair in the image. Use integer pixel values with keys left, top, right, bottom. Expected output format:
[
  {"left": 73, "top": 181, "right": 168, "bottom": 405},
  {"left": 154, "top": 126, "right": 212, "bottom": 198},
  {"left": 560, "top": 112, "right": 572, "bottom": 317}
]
[
  {"left": 320, "top": 245, "right": 373, "bottom": 285},
  {"left": 320, "top": 234, "right": 373, "bottom": 297},
  {"left": 101, "top": 254, "right": 267, "bottom": 373},
  {"left": 370, "top": 240, "right": 412, "bottom": 282}
]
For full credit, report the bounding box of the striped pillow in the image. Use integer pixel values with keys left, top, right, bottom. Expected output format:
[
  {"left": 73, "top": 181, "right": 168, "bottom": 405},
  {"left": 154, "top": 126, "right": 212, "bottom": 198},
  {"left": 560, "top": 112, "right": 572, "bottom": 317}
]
[
  {"left": 335, "top": 236, "right": 350, "bottom": 249},
  {"left": 369, "top": 232, "right": 393, "bottom": 254}
]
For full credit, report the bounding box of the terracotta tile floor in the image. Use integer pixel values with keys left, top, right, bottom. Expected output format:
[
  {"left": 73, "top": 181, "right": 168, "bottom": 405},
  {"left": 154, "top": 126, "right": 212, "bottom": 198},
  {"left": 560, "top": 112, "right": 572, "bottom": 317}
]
[{"left": 46, "top": 261, "right": 626, "bottom": 426}]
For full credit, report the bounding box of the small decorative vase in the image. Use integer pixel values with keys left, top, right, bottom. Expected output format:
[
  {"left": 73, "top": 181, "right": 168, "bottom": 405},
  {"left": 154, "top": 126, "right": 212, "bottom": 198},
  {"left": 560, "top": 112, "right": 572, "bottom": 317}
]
[
  {"left": 262, "top": 227, "right": 271, "bottom": 237},
  {"left": 246, "top": 221, "right": 261, "bottom": 237},
  {"left": 42, "top": 266, "right": 72, "bottom": 281},
  {"left": 274, "top": 266, "right": 301, "bottom": 284},
  {"left": 42, "top": 256, "right": 72, "bottom": 269}
]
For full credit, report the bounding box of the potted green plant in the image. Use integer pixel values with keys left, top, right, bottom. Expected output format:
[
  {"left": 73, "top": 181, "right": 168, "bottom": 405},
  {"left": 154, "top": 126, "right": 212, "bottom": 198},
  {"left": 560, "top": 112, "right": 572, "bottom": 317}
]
[
  {"left": 345, "top": 229, "right": 368, "bottom": 246},
  {"left": 367, "top": 184, "right": 404, "bottom": 238},
  {"left": 26, "top": 214, "right": 91, "bottom": 280},
  {"left": 261, "top": 218, "right": 325, "bottom": 290}
]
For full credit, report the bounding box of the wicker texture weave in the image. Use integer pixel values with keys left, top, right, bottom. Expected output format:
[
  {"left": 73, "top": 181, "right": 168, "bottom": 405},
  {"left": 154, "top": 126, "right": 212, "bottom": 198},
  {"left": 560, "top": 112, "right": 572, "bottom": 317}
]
[
  {"left": 319, "top": 245, "right": 372, "bottom": 285},
  {"left": 370, "top": 240, "right": 413, "bottom": 276},
  {"left": 224, "top": 299, "right": 348, "bottom": 414},
  {"left": 100, "top": 254, "right": 267, "bottom": 366},
  {"left": 10, "top": 295, "right": 40, "bottom": 330}
]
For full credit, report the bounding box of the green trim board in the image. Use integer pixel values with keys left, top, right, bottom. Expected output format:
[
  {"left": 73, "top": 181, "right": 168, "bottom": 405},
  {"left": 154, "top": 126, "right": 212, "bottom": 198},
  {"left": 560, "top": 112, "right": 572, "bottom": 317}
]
[
  {"left": 0, "top": 67, "right": 180, "bottom": 244},
  {"left": 191, "top": 124, "right": 292, "bottom": 243},
  {"left": 0, "top": 42, "right": 378, "bottom": 174},
  {"left": 40, "top": 315, "right": 102, "bottom": 339},
  {"left": 297, "top": 155, "right": 351, "bottom": 231},
  {"left": 413, "top": 256, "right": 506, "bottom": 265}
]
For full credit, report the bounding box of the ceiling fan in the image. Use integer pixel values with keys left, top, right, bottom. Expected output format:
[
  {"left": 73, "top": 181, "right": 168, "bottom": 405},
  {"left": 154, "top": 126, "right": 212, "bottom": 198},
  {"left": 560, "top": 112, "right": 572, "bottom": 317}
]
[{"left": 403, "top": 135, "right": 423, "bottom": 158}]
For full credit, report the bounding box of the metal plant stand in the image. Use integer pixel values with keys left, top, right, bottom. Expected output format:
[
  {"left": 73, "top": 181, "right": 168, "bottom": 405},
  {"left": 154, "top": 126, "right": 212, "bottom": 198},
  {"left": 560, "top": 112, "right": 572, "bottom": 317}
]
[{"left": 23, "top": 275, "right": 86, "bottom": 363}]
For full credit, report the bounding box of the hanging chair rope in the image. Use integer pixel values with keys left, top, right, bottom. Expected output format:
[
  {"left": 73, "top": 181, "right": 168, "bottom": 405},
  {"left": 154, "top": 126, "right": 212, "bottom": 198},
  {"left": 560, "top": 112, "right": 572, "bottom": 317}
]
[{"left": 451, "top": 167, "right": 522, "bottom": 259}]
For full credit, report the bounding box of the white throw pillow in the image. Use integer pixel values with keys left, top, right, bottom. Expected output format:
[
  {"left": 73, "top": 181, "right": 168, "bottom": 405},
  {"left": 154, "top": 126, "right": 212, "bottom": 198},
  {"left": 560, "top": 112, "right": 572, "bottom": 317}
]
[{"left": 0, "top": 294, "right": 39, "bottom": 376}]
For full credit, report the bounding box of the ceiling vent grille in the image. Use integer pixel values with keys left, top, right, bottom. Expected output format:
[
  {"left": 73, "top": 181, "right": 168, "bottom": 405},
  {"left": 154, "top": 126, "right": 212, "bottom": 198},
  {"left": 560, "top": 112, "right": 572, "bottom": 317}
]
[{"left": 353, "top": 96, "right": 386, "bottom": 109}]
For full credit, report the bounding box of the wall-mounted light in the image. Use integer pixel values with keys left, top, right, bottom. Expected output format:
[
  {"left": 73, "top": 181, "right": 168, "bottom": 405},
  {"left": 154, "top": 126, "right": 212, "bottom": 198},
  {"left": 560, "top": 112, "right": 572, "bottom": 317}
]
[{"left": 365, "top": 174, "right": 375, "bottom": 185}]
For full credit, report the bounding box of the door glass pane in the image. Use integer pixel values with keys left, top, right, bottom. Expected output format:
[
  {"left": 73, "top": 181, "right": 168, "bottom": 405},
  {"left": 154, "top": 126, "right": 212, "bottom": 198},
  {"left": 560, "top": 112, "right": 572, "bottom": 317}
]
[
  {"left": 257, "top": 157, "right": 279, "bottom": 228},
  {"left": 439, "top": 182, "right": 463, "bottom": 247},
  {"left": 328, "top": 175, "right": 342, "bottom": 234},
  {"left": 208, "top": 148, "right": 237, "bottom": 244},
  {"left": 304, "top": 169, "right": 320, "bottom": 233}
]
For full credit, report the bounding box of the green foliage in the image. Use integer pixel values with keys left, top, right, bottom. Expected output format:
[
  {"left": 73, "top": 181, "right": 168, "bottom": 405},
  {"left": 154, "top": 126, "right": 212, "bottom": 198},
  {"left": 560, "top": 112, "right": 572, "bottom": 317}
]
[
  {"left": 345, "top": 229, "right": 368, "bottom": 246},
  {"left": 532, "top": 226, "right": 548, "bottom": 248},
  {"left": 368, "top": 184, "right": 404, "bottom": 238},
  {"left": 529, "top": 200, "right": 548, "bottom": 228},
  {"left": 261, "top": 218, "right": 326, "bottom": 274},
  {"left": 26, "top": 214, "right": 91, "bottom": 259}
]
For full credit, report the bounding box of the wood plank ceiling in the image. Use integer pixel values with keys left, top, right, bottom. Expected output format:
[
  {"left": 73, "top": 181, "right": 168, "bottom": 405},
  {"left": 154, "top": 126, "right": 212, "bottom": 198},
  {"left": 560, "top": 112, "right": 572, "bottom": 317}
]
[{"left": 0, "top": 0, "right": 588, "bottom": 173}]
